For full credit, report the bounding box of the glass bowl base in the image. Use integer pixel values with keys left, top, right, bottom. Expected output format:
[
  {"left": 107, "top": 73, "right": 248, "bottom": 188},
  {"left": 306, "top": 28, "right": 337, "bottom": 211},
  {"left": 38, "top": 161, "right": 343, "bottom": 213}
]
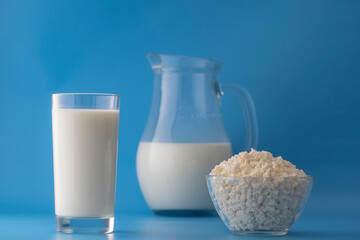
[{"left": 231, "top": 230, "right": 288, "bottom": 236}]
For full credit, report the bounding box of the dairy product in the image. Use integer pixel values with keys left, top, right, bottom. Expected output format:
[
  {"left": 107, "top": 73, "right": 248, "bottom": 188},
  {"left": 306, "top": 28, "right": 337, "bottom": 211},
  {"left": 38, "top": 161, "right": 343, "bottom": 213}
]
[
  {"left": 137, "top": 142, "right": 232, "bottom": 210},
  {"left": 210, "top": 149, "right": 306, "bottom": 177},
  {"left": 52, "top": 109, "right": 119, "bottom": 218},
  {"left": 208, "top": 149, "right": 311, "bottom": 232}
]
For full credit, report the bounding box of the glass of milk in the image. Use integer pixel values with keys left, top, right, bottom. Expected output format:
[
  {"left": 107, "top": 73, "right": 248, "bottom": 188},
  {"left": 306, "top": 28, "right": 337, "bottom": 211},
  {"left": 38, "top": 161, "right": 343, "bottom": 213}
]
[{"left": 52, "top": 93, "right": 120, "bottom": 234}]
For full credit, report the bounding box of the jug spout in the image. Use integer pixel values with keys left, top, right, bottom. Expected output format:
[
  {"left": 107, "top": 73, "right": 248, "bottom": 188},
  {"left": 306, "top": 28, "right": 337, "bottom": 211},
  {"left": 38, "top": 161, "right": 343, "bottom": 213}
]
[{"left": 147, "top": 53, "right": 222, "bottom": 72}]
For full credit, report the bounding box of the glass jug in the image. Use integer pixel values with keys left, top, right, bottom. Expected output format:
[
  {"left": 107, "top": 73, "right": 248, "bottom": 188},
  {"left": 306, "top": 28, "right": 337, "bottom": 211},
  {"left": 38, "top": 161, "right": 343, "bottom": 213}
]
[{"left": 136, "top": 53, "right": 258, "bottom": 216}]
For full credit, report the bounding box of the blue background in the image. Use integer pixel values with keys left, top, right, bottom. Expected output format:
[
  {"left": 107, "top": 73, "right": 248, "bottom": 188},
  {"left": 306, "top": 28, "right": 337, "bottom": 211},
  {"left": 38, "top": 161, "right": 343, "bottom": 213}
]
[{"left": 0, "top": 0, "right": 359, "bottom": 221}]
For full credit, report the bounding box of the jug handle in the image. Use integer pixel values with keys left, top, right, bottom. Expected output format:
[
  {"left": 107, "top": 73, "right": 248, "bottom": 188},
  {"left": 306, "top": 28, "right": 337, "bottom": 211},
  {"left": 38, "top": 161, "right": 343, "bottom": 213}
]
[{"left": 220, "top": 83, "right": 259, "bottom": 150}]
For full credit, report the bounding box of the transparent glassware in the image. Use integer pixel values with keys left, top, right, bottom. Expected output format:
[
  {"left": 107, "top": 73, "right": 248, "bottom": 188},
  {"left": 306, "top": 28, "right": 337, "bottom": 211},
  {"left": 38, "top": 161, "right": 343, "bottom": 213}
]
[
  {"left": 136, "top": 53, "right": 259, "bottom": 216},
  {"left": 206, "top": 176, "right": 313, "bottom": 236},
  {"left": 52, "top": 93, "right": 120, "bottom": 234}
]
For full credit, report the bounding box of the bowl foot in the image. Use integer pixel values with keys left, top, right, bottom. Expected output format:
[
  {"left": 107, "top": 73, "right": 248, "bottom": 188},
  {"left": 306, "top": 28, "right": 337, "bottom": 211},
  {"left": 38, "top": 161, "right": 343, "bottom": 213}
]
[{"left": 231, "top": 230, "right": 288, "bottom": 236}]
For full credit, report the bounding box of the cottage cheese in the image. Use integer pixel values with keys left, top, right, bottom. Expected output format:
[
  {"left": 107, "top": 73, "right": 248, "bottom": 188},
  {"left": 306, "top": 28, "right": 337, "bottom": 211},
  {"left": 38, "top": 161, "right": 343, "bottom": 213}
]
[{"left": 208, "top": 149, "right": 311, "bottom": 232}]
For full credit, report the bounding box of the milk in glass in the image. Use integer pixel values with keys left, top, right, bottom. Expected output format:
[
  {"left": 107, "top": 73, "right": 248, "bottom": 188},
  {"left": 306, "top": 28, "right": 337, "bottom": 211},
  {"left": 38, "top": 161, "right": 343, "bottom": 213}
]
[{"left": 52, "top": 109, "right": 119, "bottom": 218}]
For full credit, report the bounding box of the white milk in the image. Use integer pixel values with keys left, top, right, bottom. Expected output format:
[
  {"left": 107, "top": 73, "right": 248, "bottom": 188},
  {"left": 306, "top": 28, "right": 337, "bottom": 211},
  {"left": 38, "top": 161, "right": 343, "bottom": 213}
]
[
  {"left": 52, "top": 109, "right": 119, "bottom": 218},
  {"left": 136, "top": 142, "right": 232, "bottom": 210}
]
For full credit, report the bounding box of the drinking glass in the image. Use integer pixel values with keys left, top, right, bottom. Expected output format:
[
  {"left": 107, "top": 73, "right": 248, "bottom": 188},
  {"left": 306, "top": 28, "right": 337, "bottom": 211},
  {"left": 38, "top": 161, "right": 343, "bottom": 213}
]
[{"left": 52, "top": 93, "right": 120, "bottom": 234}]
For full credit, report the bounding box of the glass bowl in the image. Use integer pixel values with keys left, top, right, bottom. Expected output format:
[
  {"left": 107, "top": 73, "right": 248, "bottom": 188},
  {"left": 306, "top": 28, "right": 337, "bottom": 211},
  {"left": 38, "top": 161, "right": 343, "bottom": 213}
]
[{"left": 206, "top": 175, "right": 313, "bottom": 236}]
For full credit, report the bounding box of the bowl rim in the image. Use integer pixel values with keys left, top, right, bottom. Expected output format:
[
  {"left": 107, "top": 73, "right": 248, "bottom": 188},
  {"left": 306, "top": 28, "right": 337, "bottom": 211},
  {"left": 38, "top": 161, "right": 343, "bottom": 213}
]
[{"left": 206, "top": 175, "right": 313, "bottom": 179}]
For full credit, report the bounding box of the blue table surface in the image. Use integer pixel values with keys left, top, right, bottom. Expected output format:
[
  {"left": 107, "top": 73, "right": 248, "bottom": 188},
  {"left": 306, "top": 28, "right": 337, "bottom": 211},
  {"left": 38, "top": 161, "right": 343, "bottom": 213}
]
[{"left": 1, "top": 210, "right": 359, "bottom": 240}]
